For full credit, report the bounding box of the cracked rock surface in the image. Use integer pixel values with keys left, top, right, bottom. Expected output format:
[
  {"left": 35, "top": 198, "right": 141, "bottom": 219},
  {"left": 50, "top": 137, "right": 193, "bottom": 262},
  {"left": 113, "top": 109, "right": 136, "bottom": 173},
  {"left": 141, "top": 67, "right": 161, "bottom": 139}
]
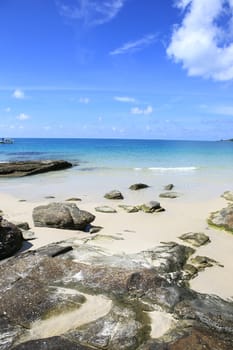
[{"left": 0, "top": 238, "right": 232, "bottom": 349}]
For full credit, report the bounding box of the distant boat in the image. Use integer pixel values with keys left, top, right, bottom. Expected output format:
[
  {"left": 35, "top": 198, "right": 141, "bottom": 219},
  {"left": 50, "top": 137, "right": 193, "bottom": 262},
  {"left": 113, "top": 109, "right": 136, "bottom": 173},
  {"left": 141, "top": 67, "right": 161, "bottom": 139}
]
[{"left": 0, "top": 138, "right": 14, "bottom": 144}]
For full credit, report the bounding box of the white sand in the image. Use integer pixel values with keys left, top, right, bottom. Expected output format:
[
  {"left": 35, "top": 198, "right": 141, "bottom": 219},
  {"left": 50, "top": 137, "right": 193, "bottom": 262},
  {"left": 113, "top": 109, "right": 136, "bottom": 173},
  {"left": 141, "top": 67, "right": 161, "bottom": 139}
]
[
  {"left": 1, "top": 190, "right": 233, "bottom": 300},
  {"left": 19, "top": 293, "right": 112, "bottom": 342},
  {"left": 1, "top": 183, "right": 233, "bottom": 342}
]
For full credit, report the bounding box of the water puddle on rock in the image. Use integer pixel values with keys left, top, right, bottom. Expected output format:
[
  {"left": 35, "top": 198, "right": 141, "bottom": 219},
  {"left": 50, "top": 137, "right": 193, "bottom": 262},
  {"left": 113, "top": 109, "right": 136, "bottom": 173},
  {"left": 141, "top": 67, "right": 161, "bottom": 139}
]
[{"left": 19, "top": 292, "right": 112, "bottom": 342}]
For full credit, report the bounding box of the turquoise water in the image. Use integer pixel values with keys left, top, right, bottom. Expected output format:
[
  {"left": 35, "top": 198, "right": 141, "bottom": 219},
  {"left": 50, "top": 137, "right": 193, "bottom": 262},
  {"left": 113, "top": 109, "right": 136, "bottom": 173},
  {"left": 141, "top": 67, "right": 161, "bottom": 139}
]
[
  {"left": 1, "top": 138, "right": 233, "bottom": 170},
  {"left": 0, "top": 138, "right": 233, "bottom": 201}
]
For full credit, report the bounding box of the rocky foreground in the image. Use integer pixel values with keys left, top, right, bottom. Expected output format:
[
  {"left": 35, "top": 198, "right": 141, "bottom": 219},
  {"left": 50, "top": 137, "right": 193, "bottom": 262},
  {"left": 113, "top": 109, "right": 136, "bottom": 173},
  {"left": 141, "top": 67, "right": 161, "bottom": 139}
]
[
  {"left": 0, "top": 190, "right": 233, "bottom": 349},
  {"left": 0, "top": 235, "right": 233, "bottom": 349},
  {"left": 0, "top": 160, "right": 72, "bottom": 177}
]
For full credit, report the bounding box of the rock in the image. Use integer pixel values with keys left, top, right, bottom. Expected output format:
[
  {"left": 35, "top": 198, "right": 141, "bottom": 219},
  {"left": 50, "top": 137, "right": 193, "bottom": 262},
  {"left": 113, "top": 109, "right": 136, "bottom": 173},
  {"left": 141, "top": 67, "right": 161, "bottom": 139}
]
[
  {"left": 0, "top": 240, "right": 233, "bottom": 349},
  {"left": 138, "top": 201, "right": 164, "bottom": 213},
  {"left": 183, "top": 263, "right": 198, "bottom": 280},
  {"left": 104, "top": 190, "right": 124, "bottom": 200},
  {"left": 208, "top": 204, "right": 233, "bottom": 232},
  {"left": 12, "top": 337, "right": 93, "bottom": 350},
  {"left": 164, "top": 184, "right": 174, "bottom": 191},
  {"left": 89, "top": 226, "right": 103, "bottom": 234},
  {"left": 221, "top": 191, "right": 233, "bottom": 201},
  {"left": 14, "top": 222, "right": 30, "bottom": 231},
  {"left": 143, "top": 327, "right": 233, "bottom": 350},
  {"left": 84, "top": 234, "right": 124, "bottom": 243},
  {"left": 0, "top": 217, "right": 23, "bottom": 260},
  {"left": 69, "top": 303, "right": 149, "bottom": 350},
  {"left": 159, "top": 192, "right": 179, "bottom": 199},
  {"left": 190, "top": 255, "right": 223, "bottom": 270},
  {"left": 66, "top": 198, "right": 82, "bottom": 202},
  {"left": 0, "top": 160, "right": 73, "bottom": 177},
  {"left": 22, "top": 231, "right": 36, "bottom": 240},
  {"left": 95, "top": 206, "right": 117, "bottom": 213},
  {"left": 118, "top": 205, "right": 139, "bottom": 213},
  {"left": 178, "top": 232, "right": 210, "bottom": 247},
  {"left": 33, "top": 202, "right": 95, "bottom": 230},
  {"left": 44, "top": 196, "right": 55, "bottom": 199},
  {"left": 129, "top": 183, "right": 149, "bottom": 190}
]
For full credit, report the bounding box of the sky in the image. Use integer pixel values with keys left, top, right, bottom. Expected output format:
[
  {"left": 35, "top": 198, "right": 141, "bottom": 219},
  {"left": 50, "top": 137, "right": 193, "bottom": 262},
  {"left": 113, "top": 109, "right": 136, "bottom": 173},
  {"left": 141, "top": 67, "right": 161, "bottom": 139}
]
[{"left": 1, "top": 0, "right": 233, "bottom": 140}]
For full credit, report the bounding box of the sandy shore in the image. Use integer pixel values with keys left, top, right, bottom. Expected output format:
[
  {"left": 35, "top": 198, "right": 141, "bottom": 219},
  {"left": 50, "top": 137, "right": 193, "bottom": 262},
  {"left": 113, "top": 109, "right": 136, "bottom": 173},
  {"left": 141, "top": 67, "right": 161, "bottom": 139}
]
[{"left": 1, "top": 188, "right": 233, "bottom": 301}]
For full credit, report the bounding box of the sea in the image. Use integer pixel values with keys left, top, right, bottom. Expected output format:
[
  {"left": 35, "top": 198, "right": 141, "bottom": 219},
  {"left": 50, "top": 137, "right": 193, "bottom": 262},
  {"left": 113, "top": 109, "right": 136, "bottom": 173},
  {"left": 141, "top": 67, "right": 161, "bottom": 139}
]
[{"left": 0, "top": 138, "right": 233, "bottom": 202}]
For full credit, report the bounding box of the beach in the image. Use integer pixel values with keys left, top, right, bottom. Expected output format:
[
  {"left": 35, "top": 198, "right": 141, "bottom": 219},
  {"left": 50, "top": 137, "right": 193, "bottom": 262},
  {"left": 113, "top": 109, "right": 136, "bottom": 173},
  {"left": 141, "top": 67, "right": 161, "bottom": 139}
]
[
  {"left": 1, "top": 165, "right": 233, "bottom": 301},
  {"left": 1, "top": 139, "right": 233, "bottom": 348}
]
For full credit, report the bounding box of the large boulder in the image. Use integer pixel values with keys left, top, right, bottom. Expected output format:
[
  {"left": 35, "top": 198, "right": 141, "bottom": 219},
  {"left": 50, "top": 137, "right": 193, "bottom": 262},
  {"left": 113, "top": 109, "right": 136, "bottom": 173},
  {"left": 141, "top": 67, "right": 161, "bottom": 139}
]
[
  {"left": 0, "top": 240, "right": 233, "bottom": 349},
  {"left": 0, "top": 160, "right": 72, "bottom": 177},
  {"left": 0, "top": 217, "right": 23, "bottom": 260},
  {"left": 33, "top": 203, "right": 95, "bottom": 230}
]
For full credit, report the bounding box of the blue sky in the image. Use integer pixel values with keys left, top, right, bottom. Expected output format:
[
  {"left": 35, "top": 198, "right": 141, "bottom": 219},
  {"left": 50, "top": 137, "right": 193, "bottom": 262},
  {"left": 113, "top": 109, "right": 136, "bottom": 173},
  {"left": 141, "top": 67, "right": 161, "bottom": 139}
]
[{"left": 1, "top": 0, "right": 233, "bottom": 140}]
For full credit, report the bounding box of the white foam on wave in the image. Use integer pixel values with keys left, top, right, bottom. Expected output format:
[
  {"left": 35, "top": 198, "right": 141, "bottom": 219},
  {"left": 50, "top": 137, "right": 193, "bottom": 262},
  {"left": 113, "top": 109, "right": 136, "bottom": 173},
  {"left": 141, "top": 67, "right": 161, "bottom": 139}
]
[
  {"left": 148, "top": 166, "right": 198, "bottom": 172},
  {"left": 134, "top": 166, "right": 198, "bottom": 172}
]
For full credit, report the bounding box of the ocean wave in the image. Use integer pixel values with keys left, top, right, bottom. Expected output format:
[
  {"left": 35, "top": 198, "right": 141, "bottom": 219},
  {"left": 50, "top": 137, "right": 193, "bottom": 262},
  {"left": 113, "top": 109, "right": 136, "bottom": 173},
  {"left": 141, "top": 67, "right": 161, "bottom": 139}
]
[{"left": 134, "top": 166, "right": 198, "bottom": 172}]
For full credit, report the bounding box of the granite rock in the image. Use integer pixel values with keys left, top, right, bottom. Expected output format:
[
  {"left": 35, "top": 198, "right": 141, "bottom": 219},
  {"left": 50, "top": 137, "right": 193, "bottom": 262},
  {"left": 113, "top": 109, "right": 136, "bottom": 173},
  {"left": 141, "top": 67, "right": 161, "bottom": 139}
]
[
  {"left": 104, "top": 190, "right": 124, "bottom": 200},
  {"left": 119, "top": 205, "right": 139, "bottom": 213},
  {"left": 129, "top": 183, "right": 149, "bottom": 190},
  {"left": 0, "top": 160, "right": 72, "bottom": 177},
  {"left": 178, "top": 232, "right": 210, "bottom": 247},
  {"left": 0, "top": 217, "right": 23, "bottom": 260},
  {"left": 164, "top": 184, "right": 174, "bottom": 191},
  {"left": 95, "top": 206, "right": 117, "bottom": 213},
  {"left": 0, "top": 239, "right": 232, "bottom": 349},
  {"left": 138, "top": 201, "right": 165, "bottom": 213},
  {"left": 159, "top": 192, "right": 179, "bottom": 199},
  {"left": 208, "top": 204, "right": 233, "bottom": 232},
  {"left": 33, "top": 202, "right": 95, "bottom": 230}
]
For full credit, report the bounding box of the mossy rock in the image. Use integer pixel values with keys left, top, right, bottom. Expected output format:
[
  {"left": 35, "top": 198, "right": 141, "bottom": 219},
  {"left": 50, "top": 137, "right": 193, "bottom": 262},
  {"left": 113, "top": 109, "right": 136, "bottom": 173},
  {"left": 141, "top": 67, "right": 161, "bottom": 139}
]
[
  {"left": 179, "top": 232, "right": 210, "bottom": 247},
  {"left": 208, "top": 205, "right": 233, "bottom": 233}
]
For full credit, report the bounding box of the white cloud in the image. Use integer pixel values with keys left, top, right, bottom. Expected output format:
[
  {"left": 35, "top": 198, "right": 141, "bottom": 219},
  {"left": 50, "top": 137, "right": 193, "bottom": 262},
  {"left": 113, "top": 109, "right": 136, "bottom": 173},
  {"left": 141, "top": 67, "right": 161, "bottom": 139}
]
[
  {"left": 56, "top": 0, "right": 125, "bottom": 26},
  {"left": 12, "top": 89, "right": 25, "bottom": 99},
  {"left": 131, "top": 105, "right": 153, "bottom": 115},
  {"left": 16, "top": 113, "right": 30, "bottom": 120},
  {"left": 114, "top": 96, "right": 136, "bottom": 103},
  {"left": 110, "top": 34, "right": 157, "bottom": 55},
  {"left": 79, "top": 97, "right": 90, "bottom": 104},
  {"left": 167, "top": 0, "right": 233, "bottom": 81}
]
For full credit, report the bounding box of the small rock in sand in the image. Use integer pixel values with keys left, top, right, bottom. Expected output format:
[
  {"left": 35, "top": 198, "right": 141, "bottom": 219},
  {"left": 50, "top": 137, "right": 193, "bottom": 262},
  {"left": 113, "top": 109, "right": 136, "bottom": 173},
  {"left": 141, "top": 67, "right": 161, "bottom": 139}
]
[
  {"left": 129, "top": 183, "right": 149, "bottom": 191},
  {"left": 104, "top": 190, "right": 124, "bottom": 200},
  {"left": 179, "top": 232, "right": 210, "bottom": 247},
  {"left": 95, "top": 206, "right": 117, "bottom": 213}
]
